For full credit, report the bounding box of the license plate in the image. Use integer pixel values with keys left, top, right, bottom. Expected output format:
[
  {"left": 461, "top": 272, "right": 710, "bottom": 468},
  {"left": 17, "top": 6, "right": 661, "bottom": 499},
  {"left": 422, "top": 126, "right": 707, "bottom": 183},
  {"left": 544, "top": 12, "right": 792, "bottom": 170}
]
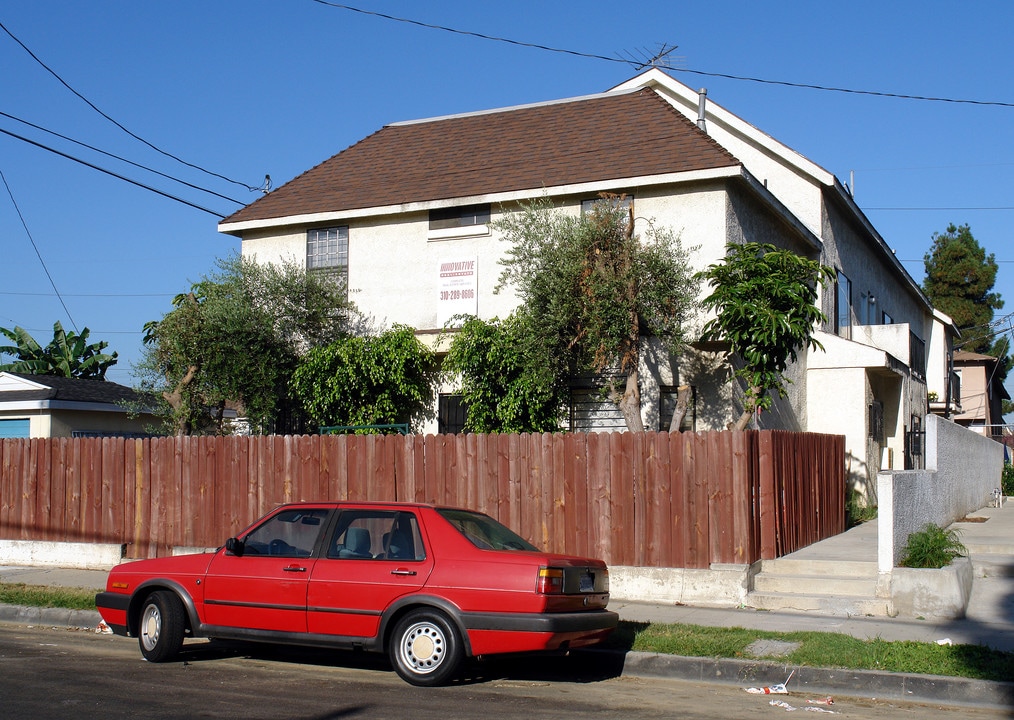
[{"left": 579, "top": 572, "right": 594, "bottom": 592}]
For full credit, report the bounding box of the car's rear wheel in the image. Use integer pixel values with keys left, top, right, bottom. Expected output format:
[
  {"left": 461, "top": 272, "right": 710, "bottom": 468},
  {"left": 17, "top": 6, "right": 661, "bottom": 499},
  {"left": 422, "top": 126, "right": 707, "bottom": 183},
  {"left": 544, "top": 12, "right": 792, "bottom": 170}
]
[
  {"left": 389, "top": 608, "right": 463, "bottom": 686},
  {"left": 138, "top": 591, "right": 185, "bottom": 662}
]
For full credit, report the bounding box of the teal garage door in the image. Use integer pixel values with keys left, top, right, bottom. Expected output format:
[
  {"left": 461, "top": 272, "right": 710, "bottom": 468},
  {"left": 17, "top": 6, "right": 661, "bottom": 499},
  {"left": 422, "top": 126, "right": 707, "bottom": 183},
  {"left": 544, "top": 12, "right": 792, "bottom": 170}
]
[{"left": 0, "top": 419, "right": 30, "bottom": 438}]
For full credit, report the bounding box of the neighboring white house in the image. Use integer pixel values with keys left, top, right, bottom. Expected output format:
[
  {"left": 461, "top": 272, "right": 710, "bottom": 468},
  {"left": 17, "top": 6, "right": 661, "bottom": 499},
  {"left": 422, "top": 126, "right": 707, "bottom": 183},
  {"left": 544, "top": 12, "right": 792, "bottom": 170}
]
[
  {"left": 0, "top": 372, "right": 157, "bottom": 438},
  {"left": 219, "top": 69, "right": 947, "bottom": 496}
]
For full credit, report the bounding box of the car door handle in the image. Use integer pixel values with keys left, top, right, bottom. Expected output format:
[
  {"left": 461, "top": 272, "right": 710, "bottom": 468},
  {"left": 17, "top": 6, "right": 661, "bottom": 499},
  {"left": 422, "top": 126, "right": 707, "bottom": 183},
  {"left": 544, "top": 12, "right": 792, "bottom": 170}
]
[
  {"left": 283, "top": 565, "right": 307, "bottom": 573},
  {"left": 391, "top": 568, "right": 417, "bottom": 576}
]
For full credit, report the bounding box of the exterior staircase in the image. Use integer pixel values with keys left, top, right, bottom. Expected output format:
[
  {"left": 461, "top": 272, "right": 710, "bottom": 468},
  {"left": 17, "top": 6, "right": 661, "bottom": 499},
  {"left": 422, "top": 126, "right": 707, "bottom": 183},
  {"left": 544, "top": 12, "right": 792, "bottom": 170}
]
[
  {"left": 745, "top": 507, "right": 1014, "bottom": 619},
  {"left": 747, "top": 556, "right": 892, "bottom": 616}
]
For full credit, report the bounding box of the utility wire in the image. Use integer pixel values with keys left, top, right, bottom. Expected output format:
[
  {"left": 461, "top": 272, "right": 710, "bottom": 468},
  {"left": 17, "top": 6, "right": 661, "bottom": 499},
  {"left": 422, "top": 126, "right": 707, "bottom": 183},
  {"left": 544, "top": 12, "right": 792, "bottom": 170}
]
[
  {"left": 0, "top": 19, "right": 261, "bottom": 192},
  {"left": 0, "top": 168, "right": 78, "bottom": 332},
  {"left": 310, "top": 1, "right": 1014, "bottom": 108},
  {"left": 0, "top": 126, "right": 227, "bottom": 218},
  {"left": 0, "top": 110, "right": 245, "bottom": 206}
]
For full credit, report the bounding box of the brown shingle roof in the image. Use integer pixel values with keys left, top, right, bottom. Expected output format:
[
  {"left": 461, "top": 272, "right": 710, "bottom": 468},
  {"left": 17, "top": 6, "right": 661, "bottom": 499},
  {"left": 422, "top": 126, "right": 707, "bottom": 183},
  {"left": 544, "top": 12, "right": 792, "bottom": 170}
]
[
  {"left": 222, "top": 88, "right": 740, "bottom": 227},
  {"left": 0, "top": 373, "right": 143, "bottom": 405}
]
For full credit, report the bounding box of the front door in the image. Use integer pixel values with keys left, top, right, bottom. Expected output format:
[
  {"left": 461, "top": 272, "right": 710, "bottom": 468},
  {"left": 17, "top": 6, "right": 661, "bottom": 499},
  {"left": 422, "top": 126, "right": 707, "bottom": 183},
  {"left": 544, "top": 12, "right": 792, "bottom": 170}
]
[{"left": 203, "top": 507, "right": 331, "bottom": 633}]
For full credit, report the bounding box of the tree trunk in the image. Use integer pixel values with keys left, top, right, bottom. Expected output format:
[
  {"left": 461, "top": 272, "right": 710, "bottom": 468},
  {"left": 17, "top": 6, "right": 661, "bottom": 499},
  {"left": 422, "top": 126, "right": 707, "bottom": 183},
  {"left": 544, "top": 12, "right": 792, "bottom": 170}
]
[
  {"left": 733, "top": 386, "right": 761, "bottom": 430},
  {"left": 668, "top": 385, "right": 692, "bottom": 432},
  {"left": 616, "top": 370, "right": 644, "bottom": 433}
]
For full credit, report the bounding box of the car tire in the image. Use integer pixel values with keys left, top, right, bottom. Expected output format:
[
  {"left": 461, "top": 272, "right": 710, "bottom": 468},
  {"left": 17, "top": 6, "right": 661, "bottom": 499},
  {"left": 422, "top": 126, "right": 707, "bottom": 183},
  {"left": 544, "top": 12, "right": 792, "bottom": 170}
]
[
  {"left": 138, "top": 590, "right": 186, "bottom": 663},
  {"left": 389, "top": 608, "right": 463, "bottom": 686}
]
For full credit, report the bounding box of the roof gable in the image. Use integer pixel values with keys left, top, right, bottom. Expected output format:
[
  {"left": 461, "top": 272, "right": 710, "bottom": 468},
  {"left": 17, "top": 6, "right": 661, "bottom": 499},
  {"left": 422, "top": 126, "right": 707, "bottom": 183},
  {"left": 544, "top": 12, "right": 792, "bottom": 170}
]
[{"left": 220, "top": 87, "right": 739, "bottom": 230}]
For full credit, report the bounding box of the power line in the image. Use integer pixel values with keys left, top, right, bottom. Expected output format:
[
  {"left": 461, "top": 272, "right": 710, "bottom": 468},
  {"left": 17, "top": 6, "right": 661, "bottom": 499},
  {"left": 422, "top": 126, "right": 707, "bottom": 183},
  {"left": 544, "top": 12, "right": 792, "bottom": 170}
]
[
  {"left": 0, "top": 110, "right": 245, "bottom": 206},
  {"left": 0, "top": 19, "right": 261, "bottom": 193},
  {"left": 864, "top": 206, "right": 1014, "bottom": 211},
  {"left": 0, "top": 126, "right": 227, "bottom": 218},
  {"left": 0, "top": 291, "right": 175, "bottom": 298},
  {"left": 0, "top": 168, "right": 78, "bottom": 332},
  {"left": 310, "top": 1, "right": 1014, "bottom": 108}
]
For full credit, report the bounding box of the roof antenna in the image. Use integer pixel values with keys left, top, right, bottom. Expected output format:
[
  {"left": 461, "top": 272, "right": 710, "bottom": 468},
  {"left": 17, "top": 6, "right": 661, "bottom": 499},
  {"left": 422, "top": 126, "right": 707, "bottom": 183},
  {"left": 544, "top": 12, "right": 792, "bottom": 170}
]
[{"left": 618, "top": 43, "right": 683, "bottom": 71}]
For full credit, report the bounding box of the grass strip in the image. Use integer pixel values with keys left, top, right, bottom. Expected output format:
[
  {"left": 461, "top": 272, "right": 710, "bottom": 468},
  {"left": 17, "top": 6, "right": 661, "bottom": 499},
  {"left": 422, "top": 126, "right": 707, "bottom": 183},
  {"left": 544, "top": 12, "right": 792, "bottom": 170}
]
[
  {"left": 604, "top": 621, "right": 1014, "bottom": 683},
  {"left": 0, "top": 583, "right": 97, "bottom": 611}
]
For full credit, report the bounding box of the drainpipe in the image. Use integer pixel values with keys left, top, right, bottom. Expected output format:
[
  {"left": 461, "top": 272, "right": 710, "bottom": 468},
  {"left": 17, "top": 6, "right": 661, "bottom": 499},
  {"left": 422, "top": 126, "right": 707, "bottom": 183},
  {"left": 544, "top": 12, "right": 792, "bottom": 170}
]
[{"left": 697, "top": 88, "right": 708, "bottom": 132}]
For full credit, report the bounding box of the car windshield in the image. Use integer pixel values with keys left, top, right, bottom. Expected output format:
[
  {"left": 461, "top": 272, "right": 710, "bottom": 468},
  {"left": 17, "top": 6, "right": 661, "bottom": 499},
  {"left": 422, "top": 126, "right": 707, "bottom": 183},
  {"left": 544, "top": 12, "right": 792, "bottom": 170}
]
[{"left": 437, "top": 508, "right": 539, "bottom": 552}]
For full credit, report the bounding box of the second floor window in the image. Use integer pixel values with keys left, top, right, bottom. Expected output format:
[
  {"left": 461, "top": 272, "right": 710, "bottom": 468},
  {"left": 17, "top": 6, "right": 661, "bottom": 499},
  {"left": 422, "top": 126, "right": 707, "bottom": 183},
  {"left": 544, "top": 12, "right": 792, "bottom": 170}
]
[
  {"left": 429, "top": 204, "right": 490, "bottom": 231},
  {"left": 836, "top": 270, "right": 852, "bottom": 338},
  {"left": 307, "top": 226, "right": 349, "bottom": 272}
]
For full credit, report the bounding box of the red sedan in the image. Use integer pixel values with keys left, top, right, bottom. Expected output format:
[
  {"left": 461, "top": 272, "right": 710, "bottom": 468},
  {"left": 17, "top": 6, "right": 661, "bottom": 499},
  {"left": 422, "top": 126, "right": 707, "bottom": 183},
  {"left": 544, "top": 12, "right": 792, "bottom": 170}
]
[{"left": 96, "top": 502, "right": 617, "bottom": 686}]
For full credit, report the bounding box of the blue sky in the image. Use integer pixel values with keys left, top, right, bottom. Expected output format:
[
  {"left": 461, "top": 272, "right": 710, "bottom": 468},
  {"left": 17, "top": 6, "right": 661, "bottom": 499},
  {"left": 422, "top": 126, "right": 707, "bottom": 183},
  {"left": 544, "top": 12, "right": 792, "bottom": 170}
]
[{"left": 1, "top": 1, "right": 1012, "bottom": 391}]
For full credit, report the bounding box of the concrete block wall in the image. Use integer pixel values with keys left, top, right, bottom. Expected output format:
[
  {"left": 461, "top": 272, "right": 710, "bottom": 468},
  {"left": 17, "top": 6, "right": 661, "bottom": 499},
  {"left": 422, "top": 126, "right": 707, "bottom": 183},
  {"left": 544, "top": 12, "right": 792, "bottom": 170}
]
[{"left": 877, "top": 414, "right": 1003, "bottom": 571}]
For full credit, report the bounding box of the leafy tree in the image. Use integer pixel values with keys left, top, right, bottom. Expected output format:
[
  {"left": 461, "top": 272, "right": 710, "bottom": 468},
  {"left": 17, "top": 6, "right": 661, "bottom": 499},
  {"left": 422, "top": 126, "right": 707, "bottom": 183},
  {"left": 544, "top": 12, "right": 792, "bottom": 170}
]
[
  {"left": 291, "top": 326, "right": 436, "bottom": 431},
  {"left": 138, "top": 254, "right": 356, "bottom": 435},
  {"left": 0, "top": 321, "right": 118, "bottom": 379},
  {"left": 442, "top": 314, "right": 566, "bottom": 433},
  {"left": 923, "top": 223, "right": 1004, "bottom": 355},
  {"left": 698, "top": 242, "right": 833, "bottom": 430},
  {"left": 495, "top": 195, "right": 700, "bottom": 432}
]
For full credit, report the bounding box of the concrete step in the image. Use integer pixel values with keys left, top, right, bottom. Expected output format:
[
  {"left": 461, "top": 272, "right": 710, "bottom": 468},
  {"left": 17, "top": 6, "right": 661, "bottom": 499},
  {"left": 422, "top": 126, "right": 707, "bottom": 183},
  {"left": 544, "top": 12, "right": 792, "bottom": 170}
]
[
  {"left": 752, "top": 572, "right": 878, "bottom": 597},
  {"left": 758, "top": 557, "right": 878, "bottom": 578},
  {"left": 970, "top": 553, "right": 1014, "bottom": 578},
  {"left": 747, "top": 590, "right": 893, "bottom": 617}
]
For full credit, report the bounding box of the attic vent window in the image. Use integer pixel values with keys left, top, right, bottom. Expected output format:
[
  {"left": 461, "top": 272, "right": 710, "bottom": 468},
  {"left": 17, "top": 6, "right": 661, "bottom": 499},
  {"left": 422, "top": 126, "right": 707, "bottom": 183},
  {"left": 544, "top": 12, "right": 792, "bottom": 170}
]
[{"left": 429, "top": 204, "right": 490, "bottom": 231}]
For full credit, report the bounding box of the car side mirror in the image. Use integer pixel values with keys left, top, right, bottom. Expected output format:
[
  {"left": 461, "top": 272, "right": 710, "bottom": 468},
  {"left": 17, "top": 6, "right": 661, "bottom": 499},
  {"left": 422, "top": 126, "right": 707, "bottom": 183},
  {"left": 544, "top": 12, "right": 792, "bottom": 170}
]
[{"left": 225, "top": 537, "right": 244, "bottom": 557}]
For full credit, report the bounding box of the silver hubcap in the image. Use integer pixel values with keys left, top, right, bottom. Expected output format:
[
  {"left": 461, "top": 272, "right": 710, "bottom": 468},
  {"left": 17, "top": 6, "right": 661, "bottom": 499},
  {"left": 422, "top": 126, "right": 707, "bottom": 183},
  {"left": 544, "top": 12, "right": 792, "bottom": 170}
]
[
  {"left": 141, "top": 603, "right": 162, "bottom": 651},
  {"left": 399, "top": 621, "right": 445, "bottom": 674}
]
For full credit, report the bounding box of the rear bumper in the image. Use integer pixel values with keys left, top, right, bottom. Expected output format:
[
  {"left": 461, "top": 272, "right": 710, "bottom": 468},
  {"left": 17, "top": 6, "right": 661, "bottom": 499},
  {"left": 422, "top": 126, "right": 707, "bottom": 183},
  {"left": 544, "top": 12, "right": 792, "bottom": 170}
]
[{"left": 462, "top": 609, "right": 618, "bottom": 634}]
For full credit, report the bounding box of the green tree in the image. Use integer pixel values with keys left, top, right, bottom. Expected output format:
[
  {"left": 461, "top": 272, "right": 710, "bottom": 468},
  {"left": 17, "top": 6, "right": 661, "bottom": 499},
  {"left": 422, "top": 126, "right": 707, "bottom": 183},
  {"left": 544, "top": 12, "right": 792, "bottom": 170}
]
[
  {"left": 138, "top": 254, "right": 356, "bottom": 435},
  {"left": 495, "top": 196, "right": 700, "bottom": 432},
  {"left": 698, "top": 242, "right": 833, "bottom": 430},
  {"left": 0, "top": 321, "right": 118, "bottom": 379},
  {"left": 923, "top": 223, "right": 1004, "bottom": 355},
  {"left": 291, "top": 326, "right": 436, "bottom": 431},
  {"left": 442, "top": 314, "right": 566, "bottom": 433}
]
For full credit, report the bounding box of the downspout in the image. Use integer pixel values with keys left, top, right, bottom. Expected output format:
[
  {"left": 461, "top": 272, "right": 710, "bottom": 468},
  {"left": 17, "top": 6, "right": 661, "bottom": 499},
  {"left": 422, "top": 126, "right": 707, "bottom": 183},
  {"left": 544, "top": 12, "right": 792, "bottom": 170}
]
[{"left": 697, "top": 88, "right": 708, "bottom": 132}]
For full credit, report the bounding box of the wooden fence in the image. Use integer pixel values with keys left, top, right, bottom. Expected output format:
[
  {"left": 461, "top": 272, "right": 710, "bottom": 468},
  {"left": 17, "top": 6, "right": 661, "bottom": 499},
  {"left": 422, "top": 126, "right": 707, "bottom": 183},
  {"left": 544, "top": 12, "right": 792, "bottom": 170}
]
[{"left": 0, "top": 430, "right": 845, "bottom": 568}]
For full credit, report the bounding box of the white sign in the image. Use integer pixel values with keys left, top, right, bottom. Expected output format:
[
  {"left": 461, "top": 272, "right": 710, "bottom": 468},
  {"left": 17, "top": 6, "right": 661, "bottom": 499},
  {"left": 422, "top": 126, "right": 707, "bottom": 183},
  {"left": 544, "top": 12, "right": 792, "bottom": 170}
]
[{"left": 438, "top": 257, "right": 477, "bottom": 327}]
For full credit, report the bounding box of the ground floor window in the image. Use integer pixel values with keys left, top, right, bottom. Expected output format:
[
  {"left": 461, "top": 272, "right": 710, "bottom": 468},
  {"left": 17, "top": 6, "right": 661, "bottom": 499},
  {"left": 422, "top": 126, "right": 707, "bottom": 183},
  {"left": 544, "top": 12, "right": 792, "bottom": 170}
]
[{"left": 438, "top": 394, "right": 468, "bottom": 434}]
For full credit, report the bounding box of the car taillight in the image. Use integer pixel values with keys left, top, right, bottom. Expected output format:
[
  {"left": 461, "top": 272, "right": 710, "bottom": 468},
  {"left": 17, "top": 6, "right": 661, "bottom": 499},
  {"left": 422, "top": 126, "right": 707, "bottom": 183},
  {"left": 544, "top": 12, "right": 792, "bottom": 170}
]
[{"left": 537, "top": 567, "right": 565, "bottom": 594}]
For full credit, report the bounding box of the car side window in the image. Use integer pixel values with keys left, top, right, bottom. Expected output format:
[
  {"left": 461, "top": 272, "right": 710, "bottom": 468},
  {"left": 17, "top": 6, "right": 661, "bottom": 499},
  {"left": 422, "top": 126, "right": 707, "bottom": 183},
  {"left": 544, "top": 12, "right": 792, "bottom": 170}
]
[
  {"left": 241, "top": 508, "right": 330, "bottom": 558},
  {"left": 327, "top": 510, "right": 425, "bottom": 561}
]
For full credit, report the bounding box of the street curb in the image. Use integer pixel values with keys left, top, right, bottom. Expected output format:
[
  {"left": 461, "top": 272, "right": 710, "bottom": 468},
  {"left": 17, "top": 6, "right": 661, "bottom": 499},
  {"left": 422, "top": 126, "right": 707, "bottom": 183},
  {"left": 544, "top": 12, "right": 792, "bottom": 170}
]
[
  {"left": 0, "top": 605, "right": 101, "bottom": 629},
  {"left": 578, "top": 649, "right": 1014, "bottom": 711}
]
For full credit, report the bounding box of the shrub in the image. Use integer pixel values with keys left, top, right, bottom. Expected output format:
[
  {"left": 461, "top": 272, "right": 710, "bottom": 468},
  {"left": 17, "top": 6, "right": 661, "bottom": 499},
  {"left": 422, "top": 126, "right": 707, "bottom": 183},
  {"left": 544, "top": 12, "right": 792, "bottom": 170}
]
[
  {"left": 899, "top": 524, "right": 966, "bottom": 569},
  {"left": 1002, "top": 463, "right": 1014, "bottom": 498}
]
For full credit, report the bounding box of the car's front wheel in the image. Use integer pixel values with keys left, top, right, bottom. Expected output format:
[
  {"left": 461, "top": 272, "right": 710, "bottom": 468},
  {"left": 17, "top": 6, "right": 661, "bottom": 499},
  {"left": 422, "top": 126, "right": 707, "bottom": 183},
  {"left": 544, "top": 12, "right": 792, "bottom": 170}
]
[
  {"left": 138, "top": 591, "right": 185, "bottom": 662},
  {"left": 389, "top": 608, "right": 463, "bottom": 686}
]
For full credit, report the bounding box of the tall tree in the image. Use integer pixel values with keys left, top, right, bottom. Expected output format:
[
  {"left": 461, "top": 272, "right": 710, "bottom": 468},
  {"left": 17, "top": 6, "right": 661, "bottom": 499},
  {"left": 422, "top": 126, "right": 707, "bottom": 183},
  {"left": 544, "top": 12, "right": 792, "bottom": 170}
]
[
  {"left": 923, "top": 223, "right": 1003, "bottom": 354},
  {"left": 0, "top": 321, "right": 118, "bottom": 379},
  {"left": 495, "top": 195, "right": 700, "bottom": 432},
  {"left": 698, "top": 242, "right": 833, "bottom": 430},
  {"left": 291, "top": 326, "right": 437, "bottom": 431},
  {"left": 137, "top": 254, "right": 357, "bottom": 435}
]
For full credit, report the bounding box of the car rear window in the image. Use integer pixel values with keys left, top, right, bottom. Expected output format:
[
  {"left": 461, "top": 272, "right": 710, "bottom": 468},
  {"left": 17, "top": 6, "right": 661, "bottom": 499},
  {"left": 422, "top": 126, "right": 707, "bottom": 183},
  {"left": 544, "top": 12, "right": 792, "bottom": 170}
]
[{"left": 437, "top": 509, "right": 539, "bottom": 552}]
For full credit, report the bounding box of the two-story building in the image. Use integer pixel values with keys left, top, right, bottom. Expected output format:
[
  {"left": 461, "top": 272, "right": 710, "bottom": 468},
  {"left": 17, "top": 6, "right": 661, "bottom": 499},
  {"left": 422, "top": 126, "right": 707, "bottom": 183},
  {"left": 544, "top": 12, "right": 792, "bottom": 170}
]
[{"left": 219, "top": 69, "right": 946, "bottom": 498}]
